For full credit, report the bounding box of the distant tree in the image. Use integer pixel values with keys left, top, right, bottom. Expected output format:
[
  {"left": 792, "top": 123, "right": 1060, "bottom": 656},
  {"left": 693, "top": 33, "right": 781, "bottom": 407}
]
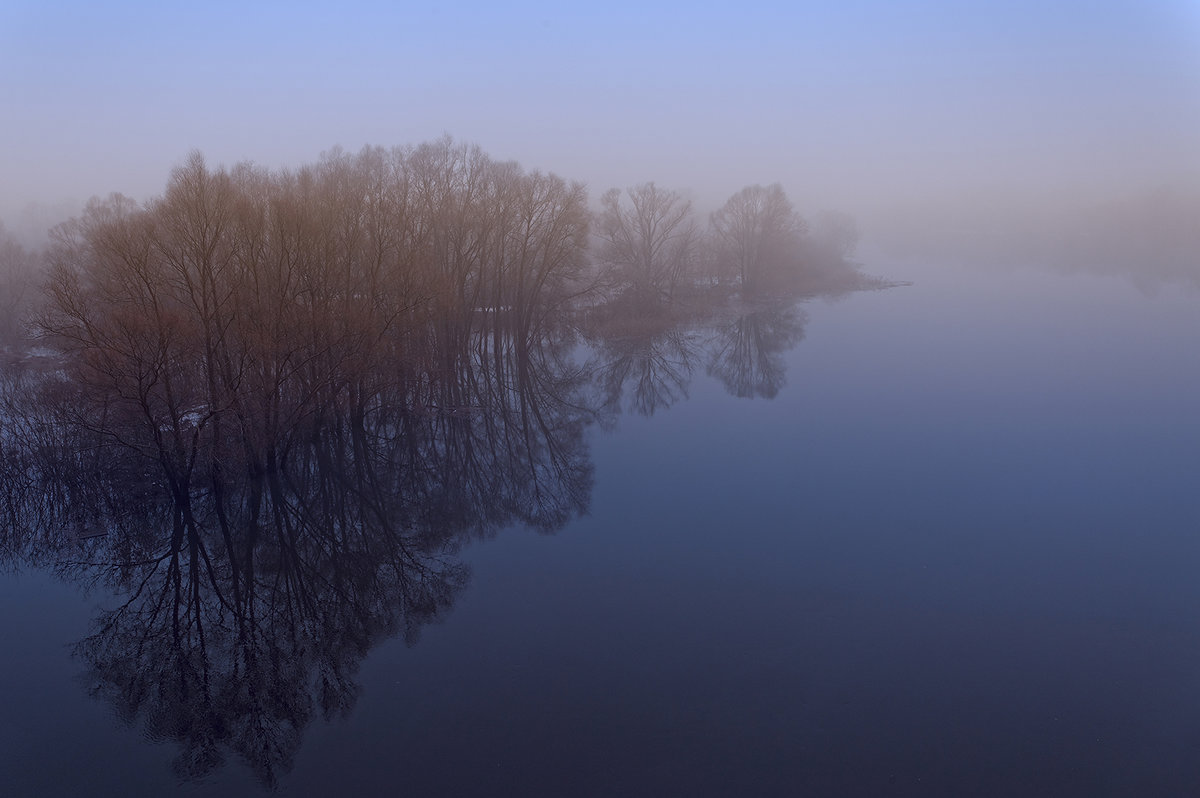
[
  {"left": 0, "top": 222, "right": 40, "bottom": 347},
  {"left": 596, "top": 182, "right": 697, "bottom": 303},
  {"left": 811, "top": 209, "right": 859, "bottom": 260},
  {"left": 709, "top": 183, "right": 806, "bottom": 292}
]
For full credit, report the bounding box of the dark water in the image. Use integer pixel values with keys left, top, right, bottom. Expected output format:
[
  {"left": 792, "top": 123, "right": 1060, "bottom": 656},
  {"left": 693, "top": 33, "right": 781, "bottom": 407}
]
[{"left": 3, "top": 256, "right": 1199, "bottom": 796}]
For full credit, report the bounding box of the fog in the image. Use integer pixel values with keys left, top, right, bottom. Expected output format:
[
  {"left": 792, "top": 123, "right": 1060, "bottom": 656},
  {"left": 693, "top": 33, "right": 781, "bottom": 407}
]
[
  {"left": 5, "top": 5, "right": 1200, "bottom": 794},
  {"left": 3, "top": 1, "right": 1198, "bottom": 255}
]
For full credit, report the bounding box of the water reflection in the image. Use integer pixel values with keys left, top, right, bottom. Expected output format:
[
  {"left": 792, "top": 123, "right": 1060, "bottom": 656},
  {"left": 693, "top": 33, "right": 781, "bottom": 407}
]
[
  {"left": 583, "top": 297, "right": 813, "bottom": 413},
  {"left": 0, "top": 317, "right": 596, "bottom": 784},
  {"left": 707, "top": 303, "right": 808, "bottom": 399},
  {"left": 0, "top": 279, "right": 874, "bottom": 788},
  {"left": 588, "top": 321, "right": 703, "bottom": 416}
]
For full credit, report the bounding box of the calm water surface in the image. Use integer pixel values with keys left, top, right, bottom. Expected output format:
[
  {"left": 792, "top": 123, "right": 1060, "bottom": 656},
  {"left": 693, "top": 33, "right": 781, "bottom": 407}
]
[{"left": 3, "top": 256, "right": 1199, "bottom": 796}]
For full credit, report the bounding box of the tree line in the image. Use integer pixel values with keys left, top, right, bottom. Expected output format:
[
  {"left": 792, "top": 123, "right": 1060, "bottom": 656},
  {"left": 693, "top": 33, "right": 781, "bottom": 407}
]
[
  {"left": 0, "top": 138, "right": 864, "bottom": 488},
  {"left": 2, "top": 137, "right": 863, "bottom": 349}
]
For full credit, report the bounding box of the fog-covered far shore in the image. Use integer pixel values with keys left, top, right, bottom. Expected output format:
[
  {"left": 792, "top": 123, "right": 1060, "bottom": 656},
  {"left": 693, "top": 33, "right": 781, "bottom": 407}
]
[{"left": 857, "top": 184, "right": 1200, "bottom": 290}]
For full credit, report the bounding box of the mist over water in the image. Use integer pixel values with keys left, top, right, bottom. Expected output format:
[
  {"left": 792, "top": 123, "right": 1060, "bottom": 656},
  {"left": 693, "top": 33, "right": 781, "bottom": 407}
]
[{"left": 1, "top": 2, "right": 1199, "bottom": 795}]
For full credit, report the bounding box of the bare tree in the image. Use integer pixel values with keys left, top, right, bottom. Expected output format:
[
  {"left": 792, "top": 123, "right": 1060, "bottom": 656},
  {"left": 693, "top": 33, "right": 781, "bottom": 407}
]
[
  {"left": 709, "top": 183, "right": 806, "bottom": 292},
  {"left": 501, "top": 168, "right": 589, "bottom": 337},
  {"left": 596, "top": 182, "right": 696, "bottom": 303},
  {"left": 0, "top": 221, "right": 42, "bottom": 348}
]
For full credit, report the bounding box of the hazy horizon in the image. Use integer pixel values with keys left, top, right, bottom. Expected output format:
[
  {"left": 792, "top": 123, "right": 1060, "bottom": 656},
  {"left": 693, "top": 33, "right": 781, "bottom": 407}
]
[
  {"left": 5, "top": 5, "right": 1200, "bottom": 794},
  {"left": 4, "top": 1, "right": 1199, "bottom": 246}
]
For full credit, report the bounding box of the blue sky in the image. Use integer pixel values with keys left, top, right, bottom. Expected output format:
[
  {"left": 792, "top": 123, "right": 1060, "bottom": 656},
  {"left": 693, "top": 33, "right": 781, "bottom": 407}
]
[{"left": 2, "top": 0, "right": 1198, "bottom": 228}]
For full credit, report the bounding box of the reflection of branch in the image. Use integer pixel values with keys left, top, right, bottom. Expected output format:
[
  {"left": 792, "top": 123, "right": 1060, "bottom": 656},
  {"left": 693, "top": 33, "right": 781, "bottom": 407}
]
[
  {"left": 61, "top": 436, "right": 480, "bottom": 786},
  {"left": 1, "top": 309, "right": 598, "bottom": 787},
  {"left": 592, "top": 326, "right": 701, "bottom": 416},
  {"left": 707, "top": 304, "right": 808, "bottom": 399}
]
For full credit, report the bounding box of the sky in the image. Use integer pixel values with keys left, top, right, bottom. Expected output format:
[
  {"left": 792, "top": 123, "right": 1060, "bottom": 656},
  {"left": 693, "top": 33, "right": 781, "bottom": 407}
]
[{"left": 2, "top": 0, "right": 1199, "bottom": 238}]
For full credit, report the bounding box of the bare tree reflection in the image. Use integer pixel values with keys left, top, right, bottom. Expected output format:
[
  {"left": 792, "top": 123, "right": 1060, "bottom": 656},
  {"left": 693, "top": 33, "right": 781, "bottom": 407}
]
[
  {"left": 0, "top": 315, "right": 594, "bottom": 786},
  {"left": 0, "top": 139, "right": 897, "bottom": 787},
  {"left": 706, "top": 303, "right": 808, "bottom": 399},
  {"left": 588, "top": 325, "right": 703, "bottom": 417},
  {"left": 580, "top": 295, "right": 813, "bottom": 409}
]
